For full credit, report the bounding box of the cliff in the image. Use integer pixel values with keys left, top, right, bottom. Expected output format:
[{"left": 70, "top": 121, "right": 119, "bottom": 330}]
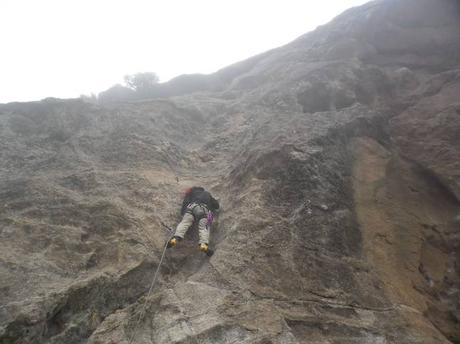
[{"left": 1, "top": 0, "right": 459, "bottom": 343}]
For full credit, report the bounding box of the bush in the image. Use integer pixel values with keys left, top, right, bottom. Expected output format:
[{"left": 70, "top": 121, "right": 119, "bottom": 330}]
[
  {"left": 124, "top": 72, "right": 159, "bottom": 92},
  {"left": 97, "top": 72, "right": 160, "bottom": 103},
  {"left": 98, "top": 84, "right": 135, "bottom": 103}
]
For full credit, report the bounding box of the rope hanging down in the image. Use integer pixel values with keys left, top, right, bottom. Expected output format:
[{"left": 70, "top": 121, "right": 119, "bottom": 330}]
[{"left": 128, "top": 230, "right": 174, "bottom": 344}]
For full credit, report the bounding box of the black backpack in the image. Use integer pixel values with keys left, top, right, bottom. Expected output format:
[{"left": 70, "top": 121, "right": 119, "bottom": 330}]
[
  {"left": 181, "top": 187, "right": 204, "bottom": 215},
  {"left": 195, "top": 190, "right": 219, "bottom": 212},
  {"left": 180, "top": 186, "right": 219, "bottom": 215}
]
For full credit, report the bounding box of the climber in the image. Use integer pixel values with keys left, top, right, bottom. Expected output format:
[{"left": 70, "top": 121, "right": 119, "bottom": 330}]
[{"left": 167, "top": 186, "right": 219, "bottom": 255}]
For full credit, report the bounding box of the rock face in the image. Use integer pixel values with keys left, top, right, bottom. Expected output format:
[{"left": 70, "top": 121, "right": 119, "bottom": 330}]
[{"left": 1, "top": 0, "right": 460, "bottom": 343}]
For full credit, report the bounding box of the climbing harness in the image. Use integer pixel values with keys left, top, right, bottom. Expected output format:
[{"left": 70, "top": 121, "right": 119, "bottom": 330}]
[{"left": 185, "top": 202, "right": 209, "bottom": 220}]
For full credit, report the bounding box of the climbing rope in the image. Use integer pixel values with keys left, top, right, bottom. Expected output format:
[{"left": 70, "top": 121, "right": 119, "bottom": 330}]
[
  {"left": 127, "top": 230, "right": 174, "bottom": 344},
  {"left": 128, "top": 221, "right": 203, "bottom": 344}
]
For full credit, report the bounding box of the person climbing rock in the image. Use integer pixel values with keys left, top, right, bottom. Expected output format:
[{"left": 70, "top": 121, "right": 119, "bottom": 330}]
[{"left": 167, "top": 186, "right": 219, "bottom": 255}]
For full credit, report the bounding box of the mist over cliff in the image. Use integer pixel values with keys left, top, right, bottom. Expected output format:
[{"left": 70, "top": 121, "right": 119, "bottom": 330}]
[{"left": 1, "top": 0, "right": 460, "bottom": 343}]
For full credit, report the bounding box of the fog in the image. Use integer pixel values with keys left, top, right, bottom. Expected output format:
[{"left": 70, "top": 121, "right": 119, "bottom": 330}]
[{"left": 0, "top": 0, "right": 369, "bottom": 103}]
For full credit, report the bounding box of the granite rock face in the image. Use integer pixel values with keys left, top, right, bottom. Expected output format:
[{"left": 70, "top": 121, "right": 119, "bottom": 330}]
[{"left": 1, "top": 0, "right": 460, "bottom": 343}]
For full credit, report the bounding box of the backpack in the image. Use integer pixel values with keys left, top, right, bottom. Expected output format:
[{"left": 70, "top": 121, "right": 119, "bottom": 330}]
[
  {"left": 180, "top": 186, "right": 219, "bottom": 215},
  {"left": 194, "top": 189, "right": 220, "bottom": 212},
  {"left": 181, "top": 187, "right": 204, "bottom": 215}
]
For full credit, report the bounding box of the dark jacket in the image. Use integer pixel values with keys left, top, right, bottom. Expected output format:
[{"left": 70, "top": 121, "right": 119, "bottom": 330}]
[{"left": 180, "top": 186, "right": 220, "bottom": 215}]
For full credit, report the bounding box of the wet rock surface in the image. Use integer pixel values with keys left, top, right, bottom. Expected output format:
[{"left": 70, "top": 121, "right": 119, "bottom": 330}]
[{"left": 1, "top": 0, "right": 460, "bottom": 343}]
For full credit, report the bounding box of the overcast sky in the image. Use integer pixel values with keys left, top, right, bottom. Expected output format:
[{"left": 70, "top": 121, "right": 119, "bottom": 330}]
[{"left": 0, "top": 0, "right": 370, "bottom": 103}]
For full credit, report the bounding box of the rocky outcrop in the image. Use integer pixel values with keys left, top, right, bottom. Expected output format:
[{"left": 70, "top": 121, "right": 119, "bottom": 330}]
[{"left": 1, "top": 0, "right": 459, "bottom": 343}]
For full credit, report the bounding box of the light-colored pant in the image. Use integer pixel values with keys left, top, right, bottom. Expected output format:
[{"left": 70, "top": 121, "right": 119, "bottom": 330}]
[{"left": 175, "top": 203, "right": 210, "bottom": 244}]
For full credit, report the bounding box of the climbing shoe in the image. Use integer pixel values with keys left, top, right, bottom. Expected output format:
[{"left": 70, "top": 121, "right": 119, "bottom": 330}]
[
  {"left": 199, "top": 243, "right": 209, "bottom": 253},
  {"left": 199, "top": 243, "right": 214, "bottom": 257},
  {"left": 167, "top": 237, "right": 178, "bottom": 248}
]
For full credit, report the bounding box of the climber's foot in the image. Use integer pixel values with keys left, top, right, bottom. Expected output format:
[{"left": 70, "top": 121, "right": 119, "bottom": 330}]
[
  {"left": 199, "top": 243, "right": 214, "bottom": 257},
  {"left": 167, "top": 237, "right": 179, "bottom": 248}
]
